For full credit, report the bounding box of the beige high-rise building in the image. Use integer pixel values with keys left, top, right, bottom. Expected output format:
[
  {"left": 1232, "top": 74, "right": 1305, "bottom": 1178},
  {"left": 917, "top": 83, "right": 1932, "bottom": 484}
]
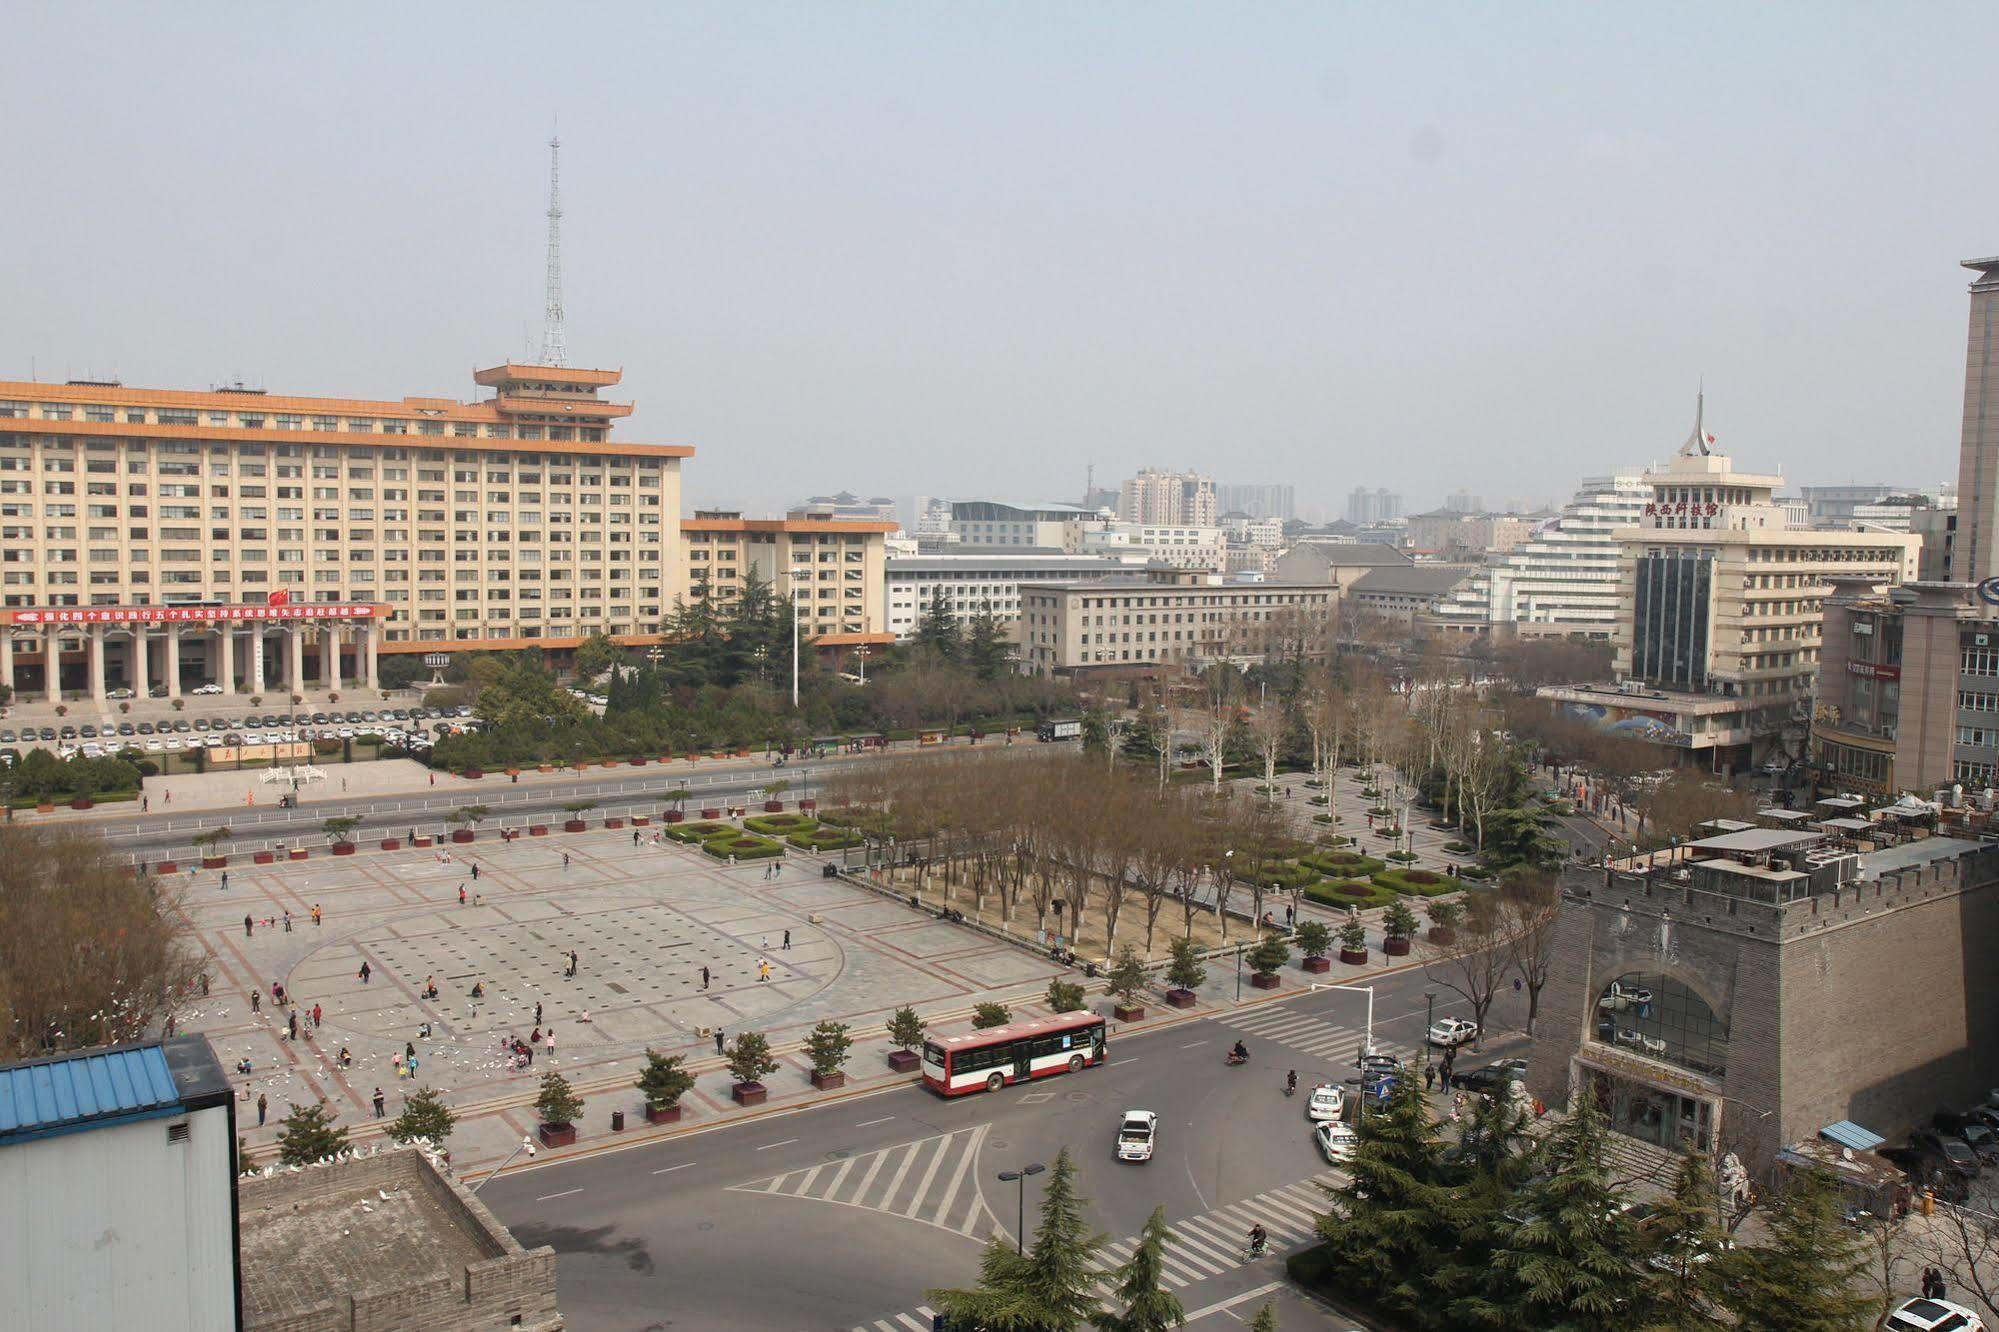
[
  {"left": 1116, "top": 468, "right": 1217, "bottom": 527},
  {"left": 680, "top": 511, "right": 893, "bottom": 649},
  {"left": 1949, "top": 257, "right": 1999, "bottom": 583},
  {"left": 1017, "top": 567, "right": 1334, "bottom": 676}
]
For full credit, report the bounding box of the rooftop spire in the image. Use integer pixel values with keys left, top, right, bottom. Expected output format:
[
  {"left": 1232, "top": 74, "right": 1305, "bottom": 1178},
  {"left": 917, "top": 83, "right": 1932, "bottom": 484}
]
[
  {"left": 1677, "top": 384, "right": 1714, "bottom": 457},
  {"left": 538, "top": 136, "right": 566, "bottom": 368}
]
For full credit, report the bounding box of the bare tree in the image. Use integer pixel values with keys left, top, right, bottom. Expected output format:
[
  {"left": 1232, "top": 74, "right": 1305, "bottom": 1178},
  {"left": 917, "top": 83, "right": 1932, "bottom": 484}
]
[
  {"left": 1500, "top": 871, "right": 1560, "bottom": 1036},
  {"left": 1424, "top": 891, "right": 1513, "bottom": 1049}
]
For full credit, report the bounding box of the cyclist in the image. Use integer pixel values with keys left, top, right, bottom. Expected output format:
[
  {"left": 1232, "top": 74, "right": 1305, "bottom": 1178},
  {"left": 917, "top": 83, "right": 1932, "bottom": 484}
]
[{"left": 1246, "top": 1224, "right": 1268, "bottom": 1257}]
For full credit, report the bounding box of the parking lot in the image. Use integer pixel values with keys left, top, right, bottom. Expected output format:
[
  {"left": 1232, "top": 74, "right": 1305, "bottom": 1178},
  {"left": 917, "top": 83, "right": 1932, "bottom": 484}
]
[{"left": 0, "top": 702, "right": 480, "bottom": 764}]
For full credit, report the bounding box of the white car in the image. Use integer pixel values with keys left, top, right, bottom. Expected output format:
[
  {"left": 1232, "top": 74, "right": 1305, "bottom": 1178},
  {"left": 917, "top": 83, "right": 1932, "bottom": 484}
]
[
  {"left": 143, "top": 739, "right": 164, "bottom": 752},
  {"left": 1305, "top": 1084, "right": 1345, "bottom": 1122},
  {"left": 1314, "top": 1121, "right": 1359, "bottom": 1165},
  {"left": 1884, "top": 1297, "right": 1986, "bottom": 1332},
  {"left": 1428, "top": 1017, "right": 1480, "bottom": 1049},
  {"left": 192, "top": 683, "right": 223, "bottom": 696},
  {"left": 1116, "top": 1110, "right": 1158, "bottom": 1163}
]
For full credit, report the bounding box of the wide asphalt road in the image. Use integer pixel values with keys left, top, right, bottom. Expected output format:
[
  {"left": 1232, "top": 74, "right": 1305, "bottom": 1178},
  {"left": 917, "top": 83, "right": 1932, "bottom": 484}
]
[{"left": 478, "top": 964, "right": 1533, "bottom": 1332}]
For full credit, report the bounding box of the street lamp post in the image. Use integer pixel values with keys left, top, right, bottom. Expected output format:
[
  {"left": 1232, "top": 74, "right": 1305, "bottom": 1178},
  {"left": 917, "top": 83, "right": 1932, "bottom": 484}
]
[
  {"left": 996, "top": 1162, "right": 1045, "bottom": 1254},
  {"left": 469, "top": 1135, "right": 537, "bottom": 1193},
  {"left": 1424, "top": 990, "right": 1437, "bottom": 1070}
]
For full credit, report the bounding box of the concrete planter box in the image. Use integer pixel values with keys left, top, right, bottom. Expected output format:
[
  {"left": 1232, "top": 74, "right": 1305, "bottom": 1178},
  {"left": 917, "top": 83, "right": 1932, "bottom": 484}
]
[
  {"left": 537, "top": 764, "right": 555, "bottom": 773},
  {"left": 800, "top": 799, "right": 816, "bottom": 811},
  {"left": 563, "top": 820, "right": 587, "bottom": 833},
  {"left": 288, "top": 848, "right": 308, "bottom": 861},
  {"left": 1249, "top": 972, "right": 1280, "bottom": 990},
  {"left": 731, "top": 1082, "right": 767, "bottom": 1107},
  {"left": 629, "top": 758, "right": 647, "bottom": 767},
  {"left": 252, "top": 851, "right": 275, "bottom": 865},
  {"left": 537, "top": 1123, "right": 577, "bottom": 1148},
  {"left": 763, "top": 800, "right": 783, "bottom": 812},
  {"left": 34, "top": 802, "right": 54, "bottom": 814},
  {"left": 631, "top": 815, "right": 650, "bottom": 826},
  {"left": 70, "top": 797, "right": 93, "bottom": 810},
  {"left": 665, "top": 810, "right": 685, "bottom": 823},
  {"left": 378, "top": 838, "right": 401, "bottom": 851},
  {"left": 1427, "top": 927, "right": 1456, "bottom": 946},
  {"left": 451, "top": 829, "right": 474, "bottom": 844},
  {"left": 331, "top": 843, "right": 356, "bottom": 857},
  {"left": 604, "top": 817, "right": 624, "bottom": 830},
  {"left": 1300, "top": 956, "right": 1332, "bottom": 974},
  {"left": 463, "top": 769, "right": 484, "bottom": 780},
  {"left": 643, "top": 1104, "right": 682, "bottom": 1125},
  {"left": 1339, "top": 947, "right": 1370, "bottom": 966},
  {"left": 886, "top": 1049, "right": 921, "bottom": 1073},
  {"left": 603, "top": 761, "right": 619, "bottom": 770},
  {"left": 201, "top": 855, "right": 229, "bottom": 869},
  {"left": 701, "top": 808, "right": 721, "bottom": 820},
  {"left": 1165, "top": 989, "right": 1198, "bottom": 1009},
  {"left": 529, "top": 825, "right": 548, "bottom": 837},
  {"left": 1383, "top": 936, "right": 1412, "bottom": 957},
  {"left": 1113, "top": 1003, "right": 1146, "bottom": 1022},
  {"left": 156, "top": 860, "right": 178, "bottom": 875},
  {"left": 809, "top": 1069, "right": 846, "bottom": 1091}
]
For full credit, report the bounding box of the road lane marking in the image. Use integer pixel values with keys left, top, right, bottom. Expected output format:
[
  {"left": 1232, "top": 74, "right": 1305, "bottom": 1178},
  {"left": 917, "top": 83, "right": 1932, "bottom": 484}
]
[
  {"left": 853, "top": 1116, "right": 896, "bottom": 1127},
  {"left": 651, "top": 1163, "right": 695, "bottom": 1175},
  {"left": 1180, "top": 1039, "right": 1209, "bottom": 1048},
  {"left": 1183, "top": 1282, "right": 1285, "bottom": 1324},
  {"left": 535, "top": 1188, "right": 583, "bottom": 1201},
  {"left": 877, "top": 1140, "right": 922, "bottom": 1213},
  {"left": 755, "top": 1137, "right": 799, "bottom": 1151}
]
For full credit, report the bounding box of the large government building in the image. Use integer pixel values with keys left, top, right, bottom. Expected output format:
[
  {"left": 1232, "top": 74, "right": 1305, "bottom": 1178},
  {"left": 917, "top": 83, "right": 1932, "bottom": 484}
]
[{"left": 0, "top": 364, "right": 889, "bottom": 703}]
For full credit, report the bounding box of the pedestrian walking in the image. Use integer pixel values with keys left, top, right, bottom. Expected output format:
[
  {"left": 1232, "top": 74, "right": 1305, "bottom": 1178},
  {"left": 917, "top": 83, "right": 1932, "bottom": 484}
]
[
  {"left": 758, "top": 959, "right": 772, "bottom": 984},
  {"left": 250, "top": 989, "right": 261, "bottom": 1014},
  {"left": 220, "top": 870, "right": 230, "bottom": 891},
  {"left": 471, "top": 862, "right": 479, "bottom": 881},
  {"left": 1285, "top": 904, "right": 1295, "bottom": 929},
  {"left": 782, "top": 929, "right": 790, "bottom": 950},
  {"left": 373, "top": 1088, "right": 385, "bottom": 1118},
  {"left": 311, "top": 903, "right": 322, "bottom": 926},
  {"left": 761, "top": 935, "right": 769, "bottom": 952},
  {"left": 257, "top": 1093, "right": 268, "bottom": 1126},
  {"left": 142, "top": 796, "right": 149, "bottom": 812},
  {"left": 715, "top": 1029, "right": 725, "bottom": 1055},
  {"left": 562, "top": 852, "right": 571, "bottom": 869},
  {"left": 1423, "top": 1064, "right": 1436, "bottom": 1093},
  {"left": 283, "top": 911, "right": 292, "bottom": 933},
  {"left": 459, "top": 884, "right": 467, "bottom": 906},
  {"left": 358, "top": 961, "right": 371, "bottom": 984},
  {"left": 405, "top": 1041, "right": 415, "bottom": 1062},
  {"left": 287, "top": 1010, "right": 299, "bottom": 1041},
  {"left": 545, "top": 1029, "right": 555, "bottom": 1059},
  {"left": 700, "top": 965, "right": 710, "bottom": 990},
  {"left": 534, "top": 1002, "right": 543, "bottom": 1026},
  {"left": 244, "top": 914, "right": 254, "bottom": 938},
  {"left": 568, "top": 949, "right": 579, "bottom": 977},
  {"left": 312, "top": 1003, "right": 322, "bottom": 1029},
  {"left": 633, "top": 829, "right": 641, "bottom": 846}
]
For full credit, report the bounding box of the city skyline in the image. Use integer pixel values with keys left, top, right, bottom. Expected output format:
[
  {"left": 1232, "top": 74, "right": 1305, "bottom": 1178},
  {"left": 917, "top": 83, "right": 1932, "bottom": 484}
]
[{"left": 1, "top": 5, "right": 1992, "bottom": 517}]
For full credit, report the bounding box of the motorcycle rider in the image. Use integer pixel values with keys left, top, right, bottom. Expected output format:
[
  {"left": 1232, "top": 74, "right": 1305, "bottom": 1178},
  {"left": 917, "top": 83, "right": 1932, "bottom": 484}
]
[
  {"left": 1230, "top": 1039, "right": 1249, "bottom": 1063},
  {"left": 1286, "top": 1069, "right": 1298, "bottom": 1095}
]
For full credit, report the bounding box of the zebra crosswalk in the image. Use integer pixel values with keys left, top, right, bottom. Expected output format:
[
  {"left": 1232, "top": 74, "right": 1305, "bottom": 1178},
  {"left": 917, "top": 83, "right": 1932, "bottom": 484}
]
[
  {"left": 728, "top": 1123, "right": 1003, "bottom": 1239},
  {"left": 848, "top": 1173, "right": 1339, "bottom": 1332},
  {"left": 1220, "top": 1003, "right": 1410, "bottom": 1069}
]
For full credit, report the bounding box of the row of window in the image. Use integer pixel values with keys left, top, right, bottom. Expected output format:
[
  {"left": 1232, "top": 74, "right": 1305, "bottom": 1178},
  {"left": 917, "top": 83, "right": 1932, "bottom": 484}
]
[{"left": 1, "top": 404, "right": 610, "bottom": 443}]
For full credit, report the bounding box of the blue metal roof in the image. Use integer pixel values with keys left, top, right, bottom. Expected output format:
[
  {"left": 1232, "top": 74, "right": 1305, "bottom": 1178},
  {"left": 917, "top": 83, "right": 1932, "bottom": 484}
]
[
  {"left": 1820, "top": 1119, "right": 1886, "bottom": 1152},
  {"left": 0, "top": 1045, "right": 184, "bottom": 1142}
]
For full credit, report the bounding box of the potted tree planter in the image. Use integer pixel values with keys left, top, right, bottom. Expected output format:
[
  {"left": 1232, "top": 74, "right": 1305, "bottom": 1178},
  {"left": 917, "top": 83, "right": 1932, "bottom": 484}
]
[
  {"left": 804, "top": 1020, "right": 853, "bottom": 1091},
  {"left": 701, "top": 807, "right": 721, "bottom": 820},
  {"left": 1164, "top": 937, "right": 1206, "bottom": 1009},
  {"left": 604, "top": 817, "right": 624, "bottom": 830},
  {"left": 635, "top": 1049, "right": 694, "bottom": 1126},
  {"left": 1106, "top": 944, "right": 1150, "bottom": 1021},
  {"left": 1427, "top": 899, "right": 1461, "bottom": 947},
  {"left": 192, "top": 826, "right": 233, "bottom": 869},
  {"left": 1247, "top": 934, "right": 1289, "bottom": 990},
  {"left": 462, "top": 769, "right": 484, "bottom": 781},
  {"left": 378, "top": 838, "right": 402, "bottom": 851},
  {"left": 529, "top": 824, "right": 548, "bottom": 837},
  {"left": 1295, "top": 920, "right": 1333, "bottom": 975},
  {"left": 535, "top": 1071, "right": 584, "bottom": 1148},
  {"left": 450, "top": 805, "right": 486, "bottom": 844},
  {"left": 884, "top": 1006, "right": 925, "bottom": 1073},
  {"left": 631, "top": 815, "right": 650, "bottom": 826},
  {"left": 287, "top": 847, "right": 308, "bottom": 861},
  {"left": 726, "top": 1031, "right": 778, "bottom": 1107},
  {"left": 562, "top": 800, "right": 595, "bottom": 834},
  {"left": 411, "top": 835, "right": 434, "bottom": 848},
  {"left": 1337, "top": 912, "right": 1370, "bottom": 966},
  {"left": 664, "top": 809, "right": 685, "bottom": 823},
  {"left": 70, "top": 796, "right": 93, "bottom": 810},
  {"left": 1382, "top": 900, "right": 1419, "bottom": 957},
  {"left": 323, "top": 816, "right": 360, "bottom": 858},
  {"left": 762, "top": 779, "right": 790, "bottom": 814},
  {"left": 253, "top": 851, "right": 276, "bottom": 865},
  {"left": 155, "top": 861, "right": 178, "bottom": 875}
]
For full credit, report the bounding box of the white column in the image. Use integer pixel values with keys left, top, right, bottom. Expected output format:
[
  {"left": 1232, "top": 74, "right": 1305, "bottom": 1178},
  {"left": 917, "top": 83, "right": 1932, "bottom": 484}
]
[
  {"left": 286, "top": 625, "right": 305, "bottom": 698},
  {"left": 164, "top": 628, "right": 181, "bottom": 699},
  {"left": 249, "top": 630, "right": 265, "bottom": 695},
  {"left": 44, "top": 628, "right": 60, "bottom": 704},
  {"left": 219, "top": 629, "right": 239, "bottom": 695},
  {"left": 364, "top": 624, "right": 380, "bottom": 691},
  {"left": 323, "top": 626, "right": 341, "bottom": 692},
  {"left": 0, "top": 633, "right": 14, "bottom": 698},
  {"left": 130, "top": 628, "right": 149, "bottom": 698},
  {"left": 87, "top": 625, "right": 106, "bottom": 704}
]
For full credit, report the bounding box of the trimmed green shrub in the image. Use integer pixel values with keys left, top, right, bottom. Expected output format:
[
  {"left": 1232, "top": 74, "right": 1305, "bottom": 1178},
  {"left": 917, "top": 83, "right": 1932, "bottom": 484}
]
[
  {"left": 1312, "top": 813, "right": 1334, "bottom": 824},
  {"left": 1373, "top": 867, "right": 1461, "bottom": 897},
  {"left": 1301, "top": 850, "right": 1386, "bottom": 878},
  {"left": 1386, "top": 849, "right": 1419, "bottom": 862},
  {"left": 1236, "top": 860, "right": 1318, "bottom": 891},
  {"left": 665, "top": 820, "right": 733, "bottom": 843},
  {"left": 743, "top": 813, "right": 817, "bottom": 836},
  {"left": 1305, "top": 880, "right": 1398, "bottom": 911},
  {"left": 701, "top": 832, "right": 784, "bottom": 860},
  {"left": 786, "top": 827, "right": 863, "bottom": 851},
  {"left": 1307, "top": 795, "right": 1329, "bottom": 806}
]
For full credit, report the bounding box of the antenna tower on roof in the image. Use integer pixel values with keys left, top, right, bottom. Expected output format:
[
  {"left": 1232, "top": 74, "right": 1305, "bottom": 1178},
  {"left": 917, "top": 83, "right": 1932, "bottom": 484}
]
[{"left": 539, "top": 136, "right": 566, "bottom": 367}]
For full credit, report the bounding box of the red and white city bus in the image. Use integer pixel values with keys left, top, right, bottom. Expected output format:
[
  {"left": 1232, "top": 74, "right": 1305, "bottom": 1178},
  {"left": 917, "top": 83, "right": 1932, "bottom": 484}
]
[{"left": 922, "top": 1011, "right": 1108, "bottom": 1097}]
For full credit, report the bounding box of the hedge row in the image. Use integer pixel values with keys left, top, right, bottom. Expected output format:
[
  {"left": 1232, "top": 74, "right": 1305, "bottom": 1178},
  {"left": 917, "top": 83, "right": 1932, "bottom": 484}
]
[
  {"left": 1306, "top": 880, "right": 1399, "bottom": 911},
  {"left": 701, "top": 832, "right": 784, "bottom": 861},
  {"left": 1237, "top": 860, "right": 1319, "bottom": 891},
  {"left": 1302, "top": 850, "right": 1386, "bottom": 878},
  {"left": 743, "top": 813, "right": 817, "bottom": 836},
  {"left": 787, "top": 828, "right": 863, "bottom": 851},
  {"left": 664, "top": 821, "right": 733, "bottom": 844},
  {"left": 1374, "top": 867, "right": 1462, "bottom": 897}
]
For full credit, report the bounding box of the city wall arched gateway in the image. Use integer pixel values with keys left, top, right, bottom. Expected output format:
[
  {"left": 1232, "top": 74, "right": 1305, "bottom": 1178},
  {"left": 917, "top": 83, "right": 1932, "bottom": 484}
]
[{"left": 0, "top": 602, "right": 386, "bottom": 705}]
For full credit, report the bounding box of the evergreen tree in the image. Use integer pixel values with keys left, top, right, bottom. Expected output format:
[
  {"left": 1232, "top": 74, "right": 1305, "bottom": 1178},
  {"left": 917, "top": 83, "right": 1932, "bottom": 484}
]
[
  {"left": 386, "top": 1085, "right": 456, "bottom": 1146},
  {"left": 964, "top": 600, "right": 1014, "bottom": 680},
  {"left": 1637, "top": 1151, "right": 1729, "bottom": 1331},
  {"left": 1247, "top": 1302, "right": 1278, "bottom": 1332},
  {"left": 1315, "top": 1064, "right": 1463, "bottom": 1328},
  {"left": 1091, "top": 1206, "right": 1185, "bottom": 1331},
  {"left": 1726, "top": 1164, "right": 1875, "bottom": 1332},
  {"left": 534, "top": 1071, "right": 585, "bottom": 1128},
  {"left": 276, "top": 1100, "right": 350, "bottom": 1165},
  {"left": 725, "top": 567, "right": 782, "bottom": 686},
  {"left": 1470, "top": 1083, "right": 1641, "bottom": 1332},
  {"left": 1121, "top": 708, "right": 1164, "bottom": 764},
  {"left": 1081, "top": 708, "right": 1111, "bottom": 755},
  {"left": 928, "top": 1146, "right": 1106, "bottom": 1331},
  {"left": 915, "top": 586, "right": 962, "bottom": 660}
]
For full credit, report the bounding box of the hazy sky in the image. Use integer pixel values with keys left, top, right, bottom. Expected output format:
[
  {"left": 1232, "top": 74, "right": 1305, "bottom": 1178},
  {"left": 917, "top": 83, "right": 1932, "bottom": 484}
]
[{"left": 2, "top": 4, "right": 1992, "bottom": 519}]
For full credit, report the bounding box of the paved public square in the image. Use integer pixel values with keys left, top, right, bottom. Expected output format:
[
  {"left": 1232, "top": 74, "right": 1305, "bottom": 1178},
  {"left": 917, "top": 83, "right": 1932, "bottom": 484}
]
[{"left": 177, "top": 825, "right": 1069, "bottom": 1168}]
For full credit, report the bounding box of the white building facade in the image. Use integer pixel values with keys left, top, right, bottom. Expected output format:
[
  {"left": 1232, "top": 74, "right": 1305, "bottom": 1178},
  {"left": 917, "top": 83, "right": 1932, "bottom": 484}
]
[{"left": 885, "top": 553, "right": 1142, "bottom": 639}]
